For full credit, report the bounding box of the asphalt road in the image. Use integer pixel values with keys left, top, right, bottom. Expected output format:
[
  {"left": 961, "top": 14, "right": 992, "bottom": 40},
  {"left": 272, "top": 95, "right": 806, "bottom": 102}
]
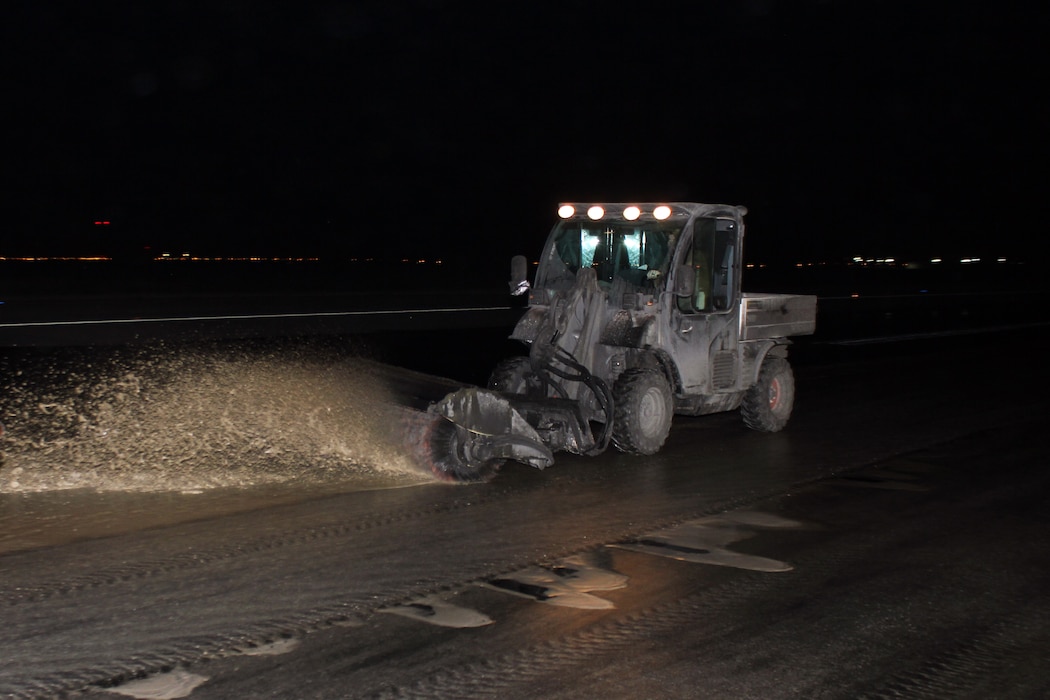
[{"left": 1, "top": 330, "right": 1048, "bottom": 699}]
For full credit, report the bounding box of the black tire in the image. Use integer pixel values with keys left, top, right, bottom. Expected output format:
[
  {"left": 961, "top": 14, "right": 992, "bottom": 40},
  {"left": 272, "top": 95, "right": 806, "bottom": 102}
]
[
  {"left": 611, "top": 368, "right": 673, "bottom": 455},
  {"left": 741, "top": 356, "right": 795, "bottom": 432},
  {"left": 488, "top": 357, "right": 542, "bottom": 397}
]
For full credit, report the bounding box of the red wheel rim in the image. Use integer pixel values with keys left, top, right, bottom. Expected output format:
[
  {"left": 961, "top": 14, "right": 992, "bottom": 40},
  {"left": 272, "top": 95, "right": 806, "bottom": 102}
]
[{"left": 768, "top": 377, "right": 781, "bottom": 410}]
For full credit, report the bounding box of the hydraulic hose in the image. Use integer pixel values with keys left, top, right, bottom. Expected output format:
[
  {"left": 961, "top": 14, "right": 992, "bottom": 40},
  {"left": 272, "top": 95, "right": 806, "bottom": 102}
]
[{"left": 536, "top": 345, "right": 613, "bottom": 455}]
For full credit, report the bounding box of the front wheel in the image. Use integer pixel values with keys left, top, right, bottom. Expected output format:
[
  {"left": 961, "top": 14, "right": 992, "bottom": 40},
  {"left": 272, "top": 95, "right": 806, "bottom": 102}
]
[
  {"left": 612, "top": 368, "right": 674, "bottom": 455},
  {"left": 741, "top": 356, "right": 796, "bottom": 432},
  {"left": 487, "top": 357, "right": 543, "bottom": 397}
]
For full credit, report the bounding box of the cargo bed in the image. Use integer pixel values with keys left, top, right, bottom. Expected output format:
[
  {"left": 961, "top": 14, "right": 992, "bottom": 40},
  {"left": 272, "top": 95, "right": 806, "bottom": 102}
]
[{"left": 741, "top": 293, "right": 818, "bottom": 340}]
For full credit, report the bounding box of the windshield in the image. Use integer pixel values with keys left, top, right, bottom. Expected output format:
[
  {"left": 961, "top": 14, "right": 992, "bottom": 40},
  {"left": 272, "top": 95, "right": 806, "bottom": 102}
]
[{"left": 537, "top": 220, "right": 682, "bottom": 291}]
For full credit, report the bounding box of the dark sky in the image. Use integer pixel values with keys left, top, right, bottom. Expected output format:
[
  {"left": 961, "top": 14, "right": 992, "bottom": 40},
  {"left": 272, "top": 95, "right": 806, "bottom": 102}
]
[{"left": 2, "top": 1, "right": 1045, "bottom": 264}]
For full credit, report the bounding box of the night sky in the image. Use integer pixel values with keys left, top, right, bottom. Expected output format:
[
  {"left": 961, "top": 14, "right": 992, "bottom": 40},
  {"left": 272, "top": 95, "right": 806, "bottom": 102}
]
[{"left": 3, "top": 2, "right": 1045, "bottom": 265}]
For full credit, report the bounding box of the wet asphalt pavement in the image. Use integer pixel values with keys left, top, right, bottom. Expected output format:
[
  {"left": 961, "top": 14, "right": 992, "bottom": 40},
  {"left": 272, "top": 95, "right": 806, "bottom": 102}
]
[{"left": 1, "top": 327, "right": 1049, "bottom": 698}]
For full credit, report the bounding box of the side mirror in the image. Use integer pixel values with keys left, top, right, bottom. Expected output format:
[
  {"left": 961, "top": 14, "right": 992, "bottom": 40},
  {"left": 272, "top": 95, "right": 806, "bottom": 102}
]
[
  {"left": 673, "top": 264, "right": 695, "bottom": 297},
  {"left": 509, "top": 255, "right": 530, "bottom": 296}
]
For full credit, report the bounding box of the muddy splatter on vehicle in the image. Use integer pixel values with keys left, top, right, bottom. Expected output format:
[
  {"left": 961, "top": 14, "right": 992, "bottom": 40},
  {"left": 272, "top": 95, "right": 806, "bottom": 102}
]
[{"left": 411, "top": 202, "right": 817, "bottom": 480}]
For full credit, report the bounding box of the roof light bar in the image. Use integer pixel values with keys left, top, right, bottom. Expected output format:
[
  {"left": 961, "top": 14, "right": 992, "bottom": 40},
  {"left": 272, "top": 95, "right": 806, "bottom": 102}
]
[{"left": 557, "top": 203, "right": 677, "bottom": 220}]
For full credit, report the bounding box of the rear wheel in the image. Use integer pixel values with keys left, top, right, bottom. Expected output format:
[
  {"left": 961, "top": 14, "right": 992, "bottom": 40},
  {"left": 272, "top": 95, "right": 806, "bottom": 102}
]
[
  {"left": 612, "top": 368, "right": 673, "bottom": 455},
  {"left": 741, "top": 356, "right": 795, "bottom": 432}
]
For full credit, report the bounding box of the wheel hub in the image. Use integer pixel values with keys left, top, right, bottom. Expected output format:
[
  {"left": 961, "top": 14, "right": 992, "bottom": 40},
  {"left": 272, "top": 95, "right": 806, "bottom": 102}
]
[
  {"left": 639, "top": 387, "right": 667, "bottom": 435},
  {"left": 768, "top": 377, "right": 781, "bottom": 410}
]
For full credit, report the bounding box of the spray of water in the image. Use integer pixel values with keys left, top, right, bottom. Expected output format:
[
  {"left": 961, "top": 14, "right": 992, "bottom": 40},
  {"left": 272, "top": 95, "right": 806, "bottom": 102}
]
[{"left": 0, "top": 341, "right": 429, "bottom": 492}]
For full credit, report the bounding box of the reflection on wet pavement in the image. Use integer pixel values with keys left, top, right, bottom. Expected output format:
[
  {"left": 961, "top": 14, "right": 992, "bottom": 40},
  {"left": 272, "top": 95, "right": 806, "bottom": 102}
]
[
  {"left": 0, "top": 475, "right": 433, "bottom": 555},
  {"left": 820, "top": 458, "right": 935, "bottom": 490}
]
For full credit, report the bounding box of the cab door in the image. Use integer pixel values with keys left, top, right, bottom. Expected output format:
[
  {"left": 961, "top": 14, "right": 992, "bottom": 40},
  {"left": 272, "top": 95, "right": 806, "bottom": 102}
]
[{"left": 669, "top": 217, "right": 742, "bottom": 393}]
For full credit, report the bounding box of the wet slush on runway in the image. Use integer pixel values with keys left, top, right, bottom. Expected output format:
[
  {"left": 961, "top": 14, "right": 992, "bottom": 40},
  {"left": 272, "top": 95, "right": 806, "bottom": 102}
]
[{"left": 1, "top": 296, "right": 1049, "bottom": 698}]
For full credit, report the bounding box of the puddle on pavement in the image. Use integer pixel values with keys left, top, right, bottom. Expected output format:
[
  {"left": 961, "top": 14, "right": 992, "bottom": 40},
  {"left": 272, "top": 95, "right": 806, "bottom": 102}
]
[
  {"left": 103, "top": 668, "right": 208, "bottom": 699},
  {"left": 379, "top": 594, "right": 495, "bottom": 628},
  {"left": 611, "top": 510, "right": 801, "bottom": 572},
  {"left": 481, "top": 551, "right": 629, "bottom": 610}
]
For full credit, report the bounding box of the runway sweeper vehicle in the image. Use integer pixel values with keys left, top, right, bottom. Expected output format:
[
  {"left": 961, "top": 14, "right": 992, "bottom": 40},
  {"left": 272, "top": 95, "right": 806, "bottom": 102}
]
[{"left": 411, "top": 202, "right": 816, "bottom": 481}]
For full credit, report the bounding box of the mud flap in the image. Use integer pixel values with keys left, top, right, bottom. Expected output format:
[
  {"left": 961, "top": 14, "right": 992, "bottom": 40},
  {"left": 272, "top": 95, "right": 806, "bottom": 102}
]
[{"left": 431, "top": 388, "right": 554, "bottom": 470}]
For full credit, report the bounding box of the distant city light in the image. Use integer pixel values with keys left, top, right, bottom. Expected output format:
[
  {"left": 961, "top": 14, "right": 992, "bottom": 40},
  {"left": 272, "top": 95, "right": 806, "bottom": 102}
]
[{"left": 3, "top": 252, "right": 1014, "bottom": 269}]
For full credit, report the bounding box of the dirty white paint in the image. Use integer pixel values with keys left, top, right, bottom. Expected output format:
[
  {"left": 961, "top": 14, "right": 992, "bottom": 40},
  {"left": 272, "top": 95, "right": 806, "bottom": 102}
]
[
  {"left": 235, "top": 637, "right": 301, "bottom": 656},
  {"left": 481, "top": 552, "right": 629, "bottom": 609},
  {"left": 611, "top": 511, "right": 801, "bottom": 572},
  {"left": 379, "top": 595, "right": 494, "bottom": 628},
  {"left": 104, "top": 669, "right": 209, "bottom": 699}
]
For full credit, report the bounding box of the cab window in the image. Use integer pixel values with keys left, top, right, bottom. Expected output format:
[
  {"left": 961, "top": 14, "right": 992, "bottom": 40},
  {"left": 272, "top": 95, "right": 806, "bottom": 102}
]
[{"left": 677, "top": 218, "right": 738, "bottom": 313}]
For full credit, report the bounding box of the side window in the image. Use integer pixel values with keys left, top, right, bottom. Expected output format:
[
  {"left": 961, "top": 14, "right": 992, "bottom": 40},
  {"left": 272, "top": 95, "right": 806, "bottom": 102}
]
[
  {"left": 677, "top": 218, "right": 737, "bottom": 313},
  {"left": 711, "top": 219, "right": 737, "bottom": 311}
]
